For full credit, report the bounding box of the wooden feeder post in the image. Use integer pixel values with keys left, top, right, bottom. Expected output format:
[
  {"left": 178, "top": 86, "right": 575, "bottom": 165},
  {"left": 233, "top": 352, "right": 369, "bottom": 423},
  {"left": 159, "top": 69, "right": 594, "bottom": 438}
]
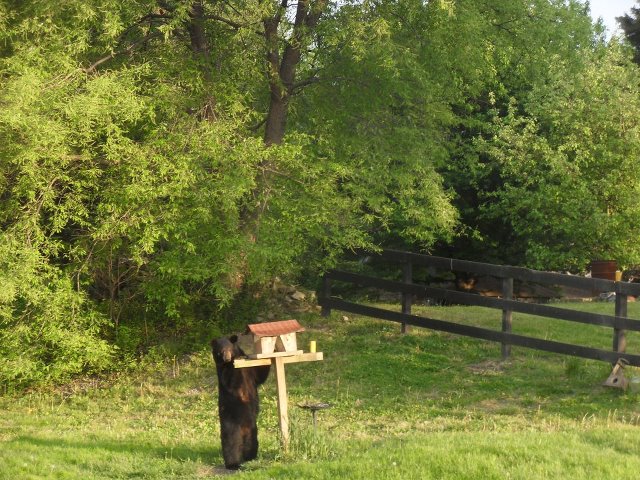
[
  {"left": 274, "top": 357, "right": 289, "bottom": 446},
  {"left": 234, "top": 320, "right": 323, "bottom": 450}
]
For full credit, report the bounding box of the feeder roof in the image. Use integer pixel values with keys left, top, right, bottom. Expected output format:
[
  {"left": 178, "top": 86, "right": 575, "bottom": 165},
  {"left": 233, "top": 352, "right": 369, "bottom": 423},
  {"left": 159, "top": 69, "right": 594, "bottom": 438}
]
[{"left": 246, "top": 319, "right": 305, "bottom": 337}]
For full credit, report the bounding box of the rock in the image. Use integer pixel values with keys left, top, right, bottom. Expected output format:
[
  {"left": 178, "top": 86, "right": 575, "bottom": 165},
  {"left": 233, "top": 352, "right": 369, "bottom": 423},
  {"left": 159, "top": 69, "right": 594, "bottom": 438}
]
[
  {"left": 290, "top": 291, "right": 306, "bottom": 301},
  {"left": 272, "top": 277, "right": 296, "bottom": 294},
  {"left": 599, "top": 292, "right": 616, "bottom": 302}
]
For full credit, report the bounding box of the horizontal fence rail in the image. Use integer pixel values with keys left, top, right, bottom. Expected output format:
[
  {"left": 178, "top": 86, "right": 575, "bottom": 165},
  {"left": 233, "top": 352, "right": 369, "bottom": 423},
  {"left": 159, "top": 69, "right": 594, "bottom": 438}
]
[
  {"left": 319, "top": 250, "right": 640, "bottom": 367},
  {"left": 322, "top": 297, "right": 640, "bottom": 366},
  {"left": 378, "top": 249, "right": 640, "bottom": 297},
  {"left": 325, "top": 270, "right": 640, "bottom": 332}
]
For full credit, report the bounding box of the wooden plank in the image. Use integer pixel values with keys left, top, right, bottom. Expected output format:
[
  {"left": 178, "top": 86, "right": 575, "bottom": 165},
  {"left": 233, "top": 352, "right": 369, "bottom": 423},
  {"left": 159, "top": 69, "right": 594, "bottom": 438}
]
[
  {"left": 322, "top": 297, "right": 640, "bottom": 366},
  {"left": 617, "top": 282, "right": 640, "bottom": 296},
  {"left": 323, "top": 271, "right": 640, "bottom": 332},
  {"left": 234, "top": 352, "right": 324, "bottom": 368},
  {"left": 401, "top": 261, "right": 412, "bottom": 334},
  {"left": 274, "top": 357, "right": 289, "bottom": 450},
  {"left": 246, "top": 350, "right": 303, "bottom": 360},
  {"left": 377, "top": 249, "right": 640, "bottom": 296},
  {"left": 614, "top": 291, "right": 628, "bottom": 356},
  {"left": 502, "top": 277, "right": 513, "bottom": 360},
  {"left": 421, "top": 285, "right": 640, "bottom": 332},
  {"left": 326, "top": 270, "right": 427, "bottom": 295},
  {"left": 254, "top": 336, "right": 276, "bottom": 355}
]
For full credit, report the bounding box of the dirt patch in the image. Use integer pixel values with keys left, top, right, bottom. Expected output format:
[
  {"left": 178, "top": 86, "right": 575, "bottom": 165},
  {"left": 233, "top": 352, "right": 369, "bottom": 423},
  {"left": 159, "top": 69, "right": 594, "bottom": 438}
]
[
  {"left": 467, "top": 360, "right": 505, "bottom": 376},
  {"left": 198, "top": 465, "right": 237, "bottom": 476}
]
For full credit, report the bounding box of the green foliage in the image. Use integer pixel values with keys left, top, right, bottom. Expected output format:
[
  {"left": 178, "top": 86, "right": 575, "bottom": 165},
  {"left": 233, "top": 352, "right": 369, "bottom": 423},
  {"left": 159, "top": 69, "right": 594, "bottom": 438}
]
[
  {"left": 0, "top": 0, "right": 460, "bottom": 388},
  {"left": 297, "top": 0, "right": 463, "bottom": 247},
  {"left": 433, "top": 0, "right": 640, "bottom": 270},
  {"left": 478, "top": 44, "right": 640, "bottom": 270},
  {"left": 0, "top": 235, "right": 114, "bottom": 390},
  {"left": 2, "top": 0, "right": 640, "bottom": 389},
  {"left": 618, "top": 4, "right": 640, "bottom": 63}
]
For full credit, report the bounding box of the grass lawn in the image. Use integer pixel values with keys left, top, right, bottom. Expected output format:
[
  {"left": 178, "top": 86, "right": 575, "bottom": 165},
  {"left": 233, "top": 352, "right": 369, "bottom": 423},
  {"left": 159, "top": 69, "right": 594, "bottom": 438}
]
[{"left": 2, "top": 301, "right": 640, "bottom": 479}]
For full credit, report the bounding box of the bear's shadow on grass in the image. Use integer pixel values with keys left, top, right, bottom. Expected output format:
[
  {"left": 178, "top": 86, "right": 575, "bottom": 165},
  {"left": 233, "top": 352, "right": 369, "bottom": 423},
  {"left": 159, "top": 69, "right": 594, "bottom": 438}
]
[{"left": 10, "top": 434, "right": 223, "bottom": 468}]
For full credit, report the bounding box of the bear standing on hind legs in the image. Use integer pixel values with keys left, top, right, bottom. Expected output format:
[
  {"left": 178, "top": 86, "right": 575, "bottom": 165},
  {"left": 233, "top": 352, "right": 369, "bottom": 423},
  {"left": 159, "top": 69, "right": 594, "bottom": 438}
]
[{"left": 211, "top": 335, "right": 270, "bottom": 470}]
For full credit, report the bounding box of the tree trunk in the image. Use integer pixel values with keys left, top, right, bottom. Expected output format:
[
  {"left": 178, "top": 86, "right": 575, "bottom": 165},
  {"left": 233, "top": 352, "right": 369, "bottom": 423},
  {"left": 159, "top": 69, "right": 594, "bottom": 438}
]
[
  {"left": 264, "top": 94, "right": 288, "bottom": 145},
  {"left": 187, "top": 1, "right": 208, "bottom": 56},
  {"left": 262, "top": 0, "right": 326, "bottom": 145},
  {"left": 188, "top": 1, "right": 216, "bottom": 120}
]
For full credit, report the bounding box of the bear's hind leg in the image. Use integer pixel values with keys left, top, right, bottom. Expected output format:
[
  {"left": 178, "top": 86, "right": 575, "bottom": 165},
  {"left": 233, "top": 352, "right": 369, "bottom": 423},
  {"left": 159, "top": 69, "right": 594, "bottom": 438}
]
[
  {"left": 241, "top": 423, "right": 259, "bottom": 462},
  {"left": 221, "top": 422, "right": 243, "bottom": 470}
]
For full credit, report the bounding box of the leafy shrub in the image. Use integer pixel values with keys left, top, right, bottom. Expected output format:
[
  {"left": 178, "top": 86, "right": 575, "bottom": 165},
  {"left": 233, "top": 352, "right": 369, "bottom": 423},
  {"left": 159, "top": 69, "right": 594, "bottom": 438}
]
[{"left": 0, "top": 236, "right": 115, "bottom": 391}]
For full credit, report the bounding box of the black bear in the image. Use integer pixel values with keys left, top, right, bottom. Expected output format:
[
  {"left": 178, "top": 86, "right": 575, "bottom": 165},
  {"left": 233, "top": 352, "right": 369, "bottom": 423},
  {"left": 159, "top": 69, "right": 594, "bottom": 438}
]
[{"left": 211, "top": 335, "right": 271, "bottom": 470}]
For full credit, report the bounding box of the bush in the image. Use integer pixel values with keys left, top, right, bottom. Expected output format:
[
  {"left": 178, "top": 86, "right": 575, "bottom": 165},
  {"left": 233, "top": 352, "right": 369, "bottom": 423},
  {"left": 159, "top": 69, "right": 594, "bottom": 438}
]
[{"left": 0, "top": 236, "right": 115, "bottom": 391}]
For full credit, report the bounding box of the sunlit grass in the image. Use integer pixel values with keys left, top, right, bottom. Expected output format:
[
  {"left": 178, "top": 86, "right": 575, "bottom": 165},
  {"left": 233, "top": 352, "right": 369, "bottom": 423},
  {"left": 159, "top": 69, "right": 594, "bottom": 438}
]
[{"left": 2, "top": 303, "right": 640, "bottom": 479}]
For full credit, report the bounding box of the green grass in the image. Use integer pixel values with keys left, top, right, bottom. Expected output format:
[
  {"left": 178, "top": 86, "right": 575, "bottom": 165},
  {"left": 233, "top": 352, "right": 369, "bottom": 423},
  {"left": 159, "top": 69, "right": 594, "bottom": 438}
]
[{"left": 3, "top": 302, "right": 640, "bottom": 479}]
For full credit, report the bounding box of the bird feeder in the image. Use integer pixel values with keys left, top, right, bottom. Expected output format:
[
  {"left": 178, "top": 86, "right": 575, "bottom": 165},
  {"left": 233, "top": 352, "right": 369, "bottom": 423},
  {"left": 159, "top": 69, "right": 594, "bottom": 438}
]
[
  {"left": 235, "top": 319, "right": 323, "bottom": 450},
  {"left": 603, "top": 358, "right": 629, "bottom": 390},
  {"left": 246, "top": 319, "right": 305, "bottom": 359}
]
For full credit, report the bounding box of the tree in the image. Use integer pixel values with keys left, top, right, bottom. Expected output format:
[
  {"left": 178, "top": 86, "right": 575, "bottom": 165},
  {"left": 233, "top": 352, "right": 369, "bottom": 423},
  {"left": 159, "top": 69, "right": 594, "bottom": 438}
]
[
  {"left": 478, "top": 44, "right": 640, "bottom": 270},
  {"left": 618, "top": 3, "right": 640, "bottom": 63},
  {"left": 0, "top": 0, "right": 459, "bottom": 387},
  {"left": 262, "top": 0, "right": 328, "bottom": 145},
  {"left": 434, "top": 0, "right": 605, "bottom": 265}
]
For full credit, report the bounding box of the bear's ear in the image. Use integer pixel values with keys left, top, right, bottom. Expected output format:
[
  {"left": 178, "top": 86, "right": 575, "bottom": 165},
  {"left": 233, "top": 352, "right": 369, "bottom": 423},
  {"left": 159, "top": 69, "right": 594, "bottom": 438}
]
[{"left": 229, "top": 334, "right": 238, "bottom": 343}]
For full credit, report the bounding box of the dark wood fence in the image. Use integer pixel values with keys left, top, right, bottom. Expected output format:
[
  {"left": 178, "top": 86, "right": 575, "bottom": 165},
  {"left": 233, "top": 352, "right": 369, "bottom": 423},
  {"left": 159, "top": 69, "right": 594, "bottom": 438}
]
[{"left": 318, "top": 249, "right": 640, "bottom": 366}]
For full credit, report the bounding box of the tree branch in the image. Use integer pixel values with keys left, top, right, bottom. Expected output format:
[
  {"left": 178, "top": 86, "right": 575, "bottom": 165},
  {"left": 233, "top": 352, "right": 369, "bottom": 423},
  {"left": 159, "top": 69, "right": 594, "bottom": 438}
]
[
  {"left": 82, "top": 32, "right": 162, "bottom": 74},
  {"left": 205, "top": 14, "right": 264, "bottom": 36},
  {"left": 205, "top": 13, "right": 243, "bottom": 30},
  {"left": 292, "top": 75, "right": 320, "bottom": 92},
  {"left": 250, "top": 116, "right": 268, "bottom": 132}
]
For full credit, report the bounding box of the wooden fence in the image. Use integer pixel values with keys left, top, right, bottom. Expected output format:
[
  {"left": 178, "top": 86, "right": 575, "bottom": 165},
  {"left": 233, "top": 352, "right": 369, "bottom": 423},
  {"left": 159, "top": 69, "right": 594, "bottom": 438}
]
[{"left": 318, "top": 249, "right": 640, "bottom": 366}]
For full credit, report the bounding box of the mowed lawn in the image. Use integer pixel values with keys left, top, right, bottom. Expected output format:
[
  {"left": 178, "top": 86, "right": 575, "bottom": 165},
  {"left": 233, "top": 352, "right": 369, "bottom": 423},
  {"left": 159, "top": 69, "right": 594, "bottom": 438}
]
[{"left": 3, "top": 302, "right": 640, "bottom": 479}]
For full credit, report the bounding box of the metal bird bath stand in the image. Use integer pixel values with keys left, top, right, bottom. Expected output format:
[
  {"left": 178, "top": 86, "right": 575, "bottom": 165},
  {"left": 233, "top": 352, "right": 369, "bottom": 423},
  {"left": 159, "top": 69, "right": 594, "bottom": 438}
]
[{"left": 298, "top": 402, "right": 331, "bottom": 430}]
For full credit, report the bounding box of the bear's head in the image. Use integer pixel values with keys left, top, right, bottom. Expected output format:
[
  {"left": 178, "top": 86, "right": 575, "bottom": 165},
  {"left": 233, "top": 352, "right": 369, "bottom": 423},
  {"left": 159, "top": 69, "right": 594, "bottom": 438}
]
[{"left": 211, "top": 335, "right": 242, "bottom": 365}]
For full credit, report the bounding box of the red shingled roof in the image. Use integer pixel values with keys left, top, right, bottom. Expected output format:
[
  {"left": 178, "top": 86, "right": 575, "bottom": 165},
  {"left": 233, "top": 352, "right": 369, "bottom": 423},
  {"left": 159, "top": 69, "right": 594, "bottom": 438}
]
[{"left": 246, "top": 319, "right": 304, "bottom": 337}]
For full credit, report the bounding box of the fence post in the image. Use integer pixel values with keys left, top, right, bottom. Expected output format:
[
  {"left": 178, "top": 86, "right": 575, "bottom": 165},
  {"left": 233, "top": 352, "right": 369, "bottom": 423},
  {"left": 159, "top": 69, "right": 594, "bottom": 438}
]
[
  {"left": 401, "top": 261, "right": 413, "bottom": 334},
  {"left": 501, "top": 277, "right": 513, "bottom": 360},
  {"left": 321, "top": 275, "right": 332, "bottom": 317},
  {"left": 614, "top": 284, "right": 627, "bottom": 358}
]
